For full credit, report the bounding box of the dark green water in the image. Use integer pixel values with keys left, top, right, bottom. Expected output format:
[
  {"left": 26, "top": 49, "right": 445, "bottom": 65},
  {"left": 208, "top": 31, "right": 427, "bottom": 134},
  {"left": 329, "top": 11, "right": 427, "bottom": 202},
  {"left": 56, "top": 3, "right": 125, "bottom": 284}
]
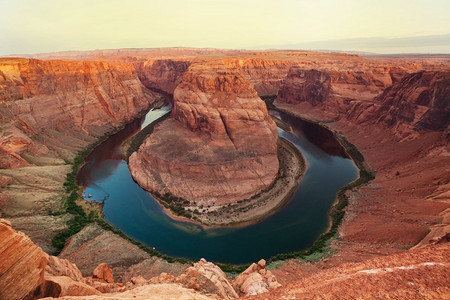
[{"left": 77, "top": 108, "right": 358, "bottom": 264}]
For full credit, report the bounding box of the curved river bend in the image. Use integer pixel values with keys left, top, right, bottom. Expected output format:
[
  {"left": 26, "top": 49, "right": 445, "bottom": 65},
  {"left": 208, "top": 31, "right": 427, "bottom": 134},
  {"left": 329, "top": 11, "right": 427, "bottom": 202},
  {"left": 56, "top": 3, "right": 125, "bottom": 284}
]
[{"left": 77, "top": 106, "right": 358, "bottom": 264}]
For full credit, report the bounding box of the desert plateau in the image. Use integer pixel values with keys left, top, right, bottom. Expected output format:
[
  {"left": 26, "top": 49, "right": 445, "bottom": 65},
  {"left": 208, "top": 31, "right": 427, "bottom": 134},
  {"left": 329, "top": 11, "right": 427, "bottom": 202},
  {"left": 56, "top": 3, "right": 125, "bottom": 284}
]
[{"left": 1, "top": 1, "right": 450, "bottom": 299}]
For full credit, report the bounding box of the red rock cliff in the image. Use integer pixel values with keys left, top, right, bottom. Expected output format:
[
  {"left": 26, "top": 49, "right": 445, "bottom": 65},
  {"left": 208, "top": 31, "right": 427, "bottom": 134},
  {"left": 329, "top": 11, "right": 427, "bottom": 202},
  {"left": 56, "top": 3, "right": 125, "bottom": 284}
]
[
  {"left": 129, "top": 63, "right": 279, "bottom": 205},
  {"left": 137, "top": 59, "right": 190, "bottom": 94},
  {"left": 0, "top": 58, "right": 158, "bottom": 168},
  {"left": 365, "top": 70, "right": 450, "bottom": 131}
]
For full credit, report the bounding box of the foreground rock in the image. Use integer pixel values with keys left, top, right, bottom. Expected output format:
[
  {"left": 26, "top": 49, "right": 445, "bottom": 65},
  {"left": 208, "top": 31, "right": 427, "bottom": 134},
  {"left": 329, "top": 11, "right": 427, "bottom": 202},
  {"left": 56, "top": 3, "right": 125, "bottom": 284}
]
[
  {"left": 129, "top": 63, "right": 279, "bottom": 207},
  {"left": 179, "top": 258, "right": 239, "bottom": 299},
  {"left": 0, "top": 219, "right": 47, "bottom": 299},
  {"left": 251, "top": 243, "right": 450, "bottom": 299},
  {"left": 92, "top": 263, "right": 114, "bottom": 283},
  {"left": 234, "top": 259, "right": 281, "bottom": 296},
  {"left": 44, "top": 283, "right": 215, "bottom": 300}
]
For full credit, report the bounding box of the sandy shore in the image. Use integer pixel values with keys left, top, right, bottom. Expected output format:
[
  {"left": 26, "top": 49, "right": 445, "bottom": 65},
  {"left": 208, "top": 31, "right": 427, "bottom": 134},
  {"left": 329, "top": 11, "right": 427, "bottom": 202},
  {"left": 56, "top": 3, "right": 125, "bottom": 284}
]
[{"left": 154, "top": 137, "right": 306, "bottom": 227}]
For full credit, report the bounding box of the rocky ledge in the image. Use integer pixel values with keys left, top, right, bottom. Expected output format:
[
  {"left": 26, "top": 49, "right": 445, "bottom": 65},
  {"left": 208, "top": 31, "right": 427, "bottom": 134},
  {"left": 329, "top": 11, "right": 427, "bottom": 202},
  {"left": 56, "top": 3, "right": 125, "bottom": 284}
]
[{"left": 129, "top": 63, "right": 279, "bottom": 209}]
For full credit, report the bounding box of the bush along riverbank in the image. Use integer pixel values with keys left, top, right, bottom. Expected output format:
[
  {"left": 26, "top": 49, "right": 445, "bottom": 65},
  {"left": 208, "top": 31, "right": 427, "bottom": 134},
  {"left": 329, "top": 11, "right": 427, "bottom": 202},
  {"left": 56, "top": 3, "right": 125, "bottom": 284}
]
[
  {"left": 52, "top": 120, "right": 192, "bottom": 263},
  {"left": 266, "top": 106, "right": 375, "bottom": 265},
  {"left": 123, "top": 111, "right": 171, "bottom": 160},
  {"left": 52, "top": 101, "right": 374, "bottom": 275},
  {"left": 148, "top": 136, "right": 304, "bottom": 227},
  {"left": 52, "top": 127, "right": 119, "bottom": 254}
]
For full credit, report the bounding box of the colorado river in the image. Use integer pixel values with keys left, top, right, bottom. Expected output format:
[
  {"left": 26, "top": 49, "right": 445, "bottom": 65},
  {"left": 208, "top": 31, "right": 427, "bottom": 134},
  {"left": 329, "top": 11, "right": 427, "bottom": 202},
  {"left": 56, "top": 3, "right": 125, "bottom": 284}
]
[{"left": 77, "top": 105, "right": 358, "bottom": 264}]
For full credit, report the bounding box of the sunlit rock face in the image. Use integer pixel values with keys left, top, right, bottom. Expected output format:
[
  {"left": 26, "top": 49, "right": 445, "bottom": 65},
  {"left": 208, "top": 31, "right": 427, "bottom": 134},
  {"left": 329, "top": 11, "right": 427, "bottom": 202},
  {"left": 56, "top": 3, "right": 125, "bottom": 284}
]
[
  {"left": 0, "top": 58, "right": 157, "bottom": 168},
  {"left": 129, "top": 63, "right": 279, "bottom": 205}
]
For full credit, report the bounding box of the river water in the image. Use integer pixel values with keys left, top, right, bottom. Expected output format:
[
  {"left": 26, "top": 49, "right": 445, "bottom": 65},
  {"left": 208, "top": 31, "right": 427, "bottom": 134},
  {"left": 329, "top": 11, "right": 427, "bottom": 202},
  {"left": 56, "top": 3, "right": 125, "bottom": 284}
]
[{"left": 77, "top": 106, "right": 358, "bottom": 264}]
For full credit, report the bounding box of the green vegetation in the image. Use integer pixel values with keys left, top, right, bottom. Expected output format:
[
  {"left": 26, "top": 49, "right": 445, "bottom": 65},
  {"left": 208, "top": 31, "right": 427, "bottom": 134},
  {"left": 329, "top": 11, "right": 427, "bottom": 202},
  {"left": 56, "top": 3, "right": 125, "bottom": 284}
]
[
  {"left": 52, "top": 132, "right": 114, "bottom": 254},
  {"left": 51, "top": 108, "right": 146, "bottom": 255},
  {"left": 125, "top": 112, "right": 171, "bottom": 159},
  {"left": 51, "top": 102, "right": 375, "bottom": 273},
  {"left": 152, "top": 191, "right": 197, "bottom": 220},
  {"left": 216, "top": 262, "right": 249, "bottom": 274},
  {"left": 264, "top": 107, "right": 375, "bottom": 265},
  {"left": 51, "top": 105, "right": 192, "bottom": 264},
  {"left": 93, "top": 214, "right": 191, "bottom": 264}
]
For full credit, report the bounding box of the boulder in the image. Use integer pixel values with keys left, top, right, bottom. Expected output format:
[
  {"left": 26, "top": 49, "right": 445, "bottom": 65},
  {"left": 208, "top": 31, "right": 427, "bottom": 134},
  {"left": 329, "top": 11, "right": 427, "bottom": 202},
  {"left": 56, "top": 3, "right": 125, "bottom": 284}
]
[{"left": 92, "top": 263, "right": 114, "bottom": 283}]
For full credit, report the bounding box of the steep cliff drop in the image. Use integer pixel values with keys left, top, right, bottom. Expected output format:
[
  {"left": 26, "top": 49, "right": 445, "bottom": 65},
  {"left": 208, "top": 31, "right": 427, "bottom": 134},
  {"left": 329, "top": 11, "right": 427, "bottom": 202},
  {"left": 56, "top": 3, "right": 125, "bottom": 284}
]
[
  {"left": 0, "top": 58, "right": 158, "bottom": 169},
  {"left": 274, "top": 63, "right": 450, "bottom": 281},
  {"left": 129, "top": 63, "right": 279, "bottom": 212},
  {"left": 0, "top": 57, "right": 160, "bottom": 255}
]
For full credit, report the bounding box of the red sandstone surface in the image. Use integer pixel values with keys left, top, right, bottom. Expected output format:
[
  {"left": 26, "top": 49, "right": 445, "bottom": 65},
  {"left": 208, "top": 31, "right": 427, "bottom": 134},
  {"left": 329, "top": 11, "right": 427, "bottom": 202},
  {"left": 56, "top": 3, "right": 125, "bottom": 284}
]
[
  {"left": 129, "top": 63, "right": 279, "bottom": 205},
  {"left": 0, "top": 48, "right": 449, "bottom": 299}
]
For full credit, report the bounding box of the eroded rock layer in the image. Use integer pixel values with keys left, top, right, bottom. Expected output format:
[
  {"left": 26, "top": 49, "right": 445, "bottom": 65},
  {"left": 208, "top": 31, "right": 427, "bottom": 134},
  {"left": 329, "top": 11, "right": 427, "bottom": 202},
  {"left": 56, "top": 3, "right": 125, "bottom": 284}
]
[
  {"left": 129, "top": 63, "right": 279, "bottom": 205},
  {"left": 0, "top": 58, "right": 157, "bottom": 168},
  {"left": 365, "top": 70, "right": 450, "bottom": 131},
  {"left": 137, "top": 59, "right": 190, "bottom": 94},
  {"left": 0, "top": 219, "right": 47, "bottom": 300},
  {"left": 277, "top": 66, "right": 394, "bottom": 118}
]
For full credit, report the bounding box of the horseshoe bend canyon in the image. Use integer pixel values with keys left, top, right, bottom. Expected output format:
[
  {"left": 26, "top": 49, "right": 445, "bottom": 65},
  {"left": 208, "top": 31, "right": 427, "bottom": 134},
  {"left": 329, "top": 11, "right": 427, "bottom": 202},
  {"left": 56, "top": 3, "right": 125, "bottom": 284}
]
[{"left": 0, "top": 48, "right": 449, "bottom": 299}]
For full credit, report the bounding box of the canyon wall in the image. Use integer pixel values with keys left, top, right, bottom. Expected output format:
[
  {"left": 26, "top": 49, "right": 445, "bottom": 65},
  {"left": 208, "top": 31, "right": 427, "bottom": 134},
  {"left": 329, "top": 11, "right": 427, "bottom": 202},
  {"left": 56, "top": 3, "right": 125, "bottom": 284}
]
[
  {"left": 364, "top": 70, "right": 450, "bottom": 131},
  {"left": 0, "top": 58, "right": 158, "bottom": 168},
  {"left": 235, "top": 58, "right": 293, "bottom": 96},
  {"left": 129, "top": 63, "right": 279, "bottom": 205},
  {"left": 0, "top": 57, "right": 160, "bottom": 256},
  {"left": 136, "top": 59, "right": 190, "bottom": 94},
  {"left": 273, "top": 58, "right": 450, "bottom": 286},
  {"left": 276, "top": 66, "right": 449, "bottom": 134},
  {"left": 276, "top": 65, "right": 395, "bottom": 119},
  {"left": 0, "top": 51, "right": 449, "bottom": 299}
]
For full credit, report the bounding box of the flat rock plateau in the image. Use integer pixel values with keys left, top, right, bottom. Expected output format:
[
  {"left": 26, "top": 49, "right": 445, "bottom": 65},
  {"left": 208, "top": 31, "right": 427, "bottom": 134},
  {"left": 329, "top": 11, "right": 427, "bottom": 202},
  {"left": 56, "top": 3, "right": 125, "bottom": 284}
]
[{"left": 0, "top": 48, "right": 449, "bottom": 299}]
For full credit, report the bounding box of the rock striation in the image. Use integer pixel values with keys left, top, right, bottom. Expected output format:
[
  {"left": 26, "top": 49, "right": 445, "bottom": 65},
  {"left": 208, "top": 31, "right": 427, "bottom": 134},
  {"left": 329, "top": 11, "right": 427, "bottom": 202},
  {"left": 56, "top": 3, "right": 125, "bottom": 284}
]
[
  {"left": 0, "top": 58, "right": 157, "bottom": 168},
  {"left": 365, "top": 70, "right": 450, "bottom": 131},
  {"left": 137, "top": 59, "right": 190, "bottom": 94},
  {"left": 0, "top": 218, "right": 48, "bottom": 300},
  {"left": 277, "top": 66, "right": 393, "bottom": 118},
  {"left": 180, "top": 258, "right": 239, "bottom": 299},
  {"left": 129, "top": 63, "right": 279, "bottom": 205}
]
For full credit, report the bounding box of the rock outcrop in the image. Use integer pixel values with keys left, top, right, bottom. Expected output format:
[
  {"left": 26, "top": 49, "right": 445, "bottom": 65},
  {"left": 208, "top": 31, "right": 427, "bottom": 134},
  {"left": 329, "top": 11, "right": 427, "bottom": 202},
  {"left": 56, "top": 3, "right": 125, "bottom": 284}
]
[
  {"left": 178, "top": 258, "right": 239, "bottom": 299},
  {"left": 0, "top": 58, "right": 157, "bottom": 168},
  {"left": 39, "top": 276, "right": 101, "bottom": 298},
  {"left": 129, "top": 63, "right": 279, "bottom": 205},
  {"left": 92, "top": 263, "right": 114, "bottom": 284},
  {"left": 233, "top": 259, "right": 281, "bottom": 296},
  {"left": 277, "top": 66, "right": 393, "bottom": 119},
  {"left": 45, "top": 255, "right": 85, "bottom": 283},
  {"left": 137, "top": 59, "right": 190, "bottom": 94},
  {"left": 0, "top": 219, "right": 47, "bottom": 300},
  {"left": 365, "top": 70, "right": 450, "bottom": 131}
]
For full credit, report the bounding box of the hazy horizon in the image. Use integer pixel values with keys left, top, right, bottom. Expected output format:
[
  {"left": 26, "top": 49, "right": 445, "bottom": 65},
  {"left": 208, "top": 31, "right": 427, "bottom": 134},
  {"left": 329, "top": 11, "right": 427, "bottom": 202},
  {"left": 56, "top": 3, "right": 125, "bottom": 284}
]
[{"left": 1, "top": 0, "right": 450, "bottom": 56}]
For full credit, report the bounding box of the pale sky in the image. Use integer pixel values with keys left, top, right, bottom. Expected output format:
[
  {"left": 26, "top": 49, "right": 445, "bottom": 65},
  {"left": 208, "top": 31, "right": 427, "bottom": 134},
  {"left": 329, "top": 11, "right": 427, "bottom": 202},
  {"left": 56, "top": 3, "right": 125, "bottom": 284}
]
[{"left": 1, "top": 0, "right": 449, "bottom": 55}]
